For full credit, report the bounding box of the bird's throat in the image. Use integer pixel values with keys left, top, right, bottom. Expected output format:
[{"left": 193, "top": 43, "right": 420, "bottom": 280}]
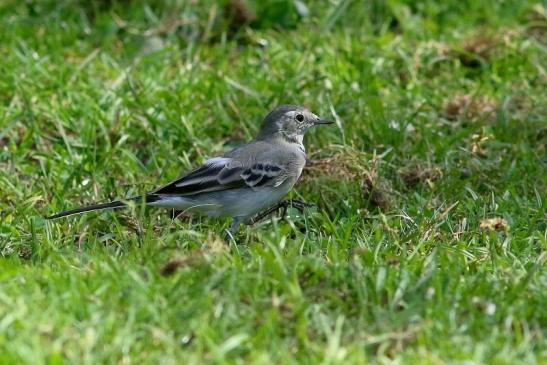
[{"left": 281, "top": 132, "right": 305, "bottom": 153}]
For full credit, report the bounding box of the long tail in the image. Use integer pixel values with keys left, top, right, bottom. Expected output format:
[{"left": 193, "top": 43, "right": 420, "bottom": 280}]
[{"left": 45, "top": 196, "right": 154, "bottom": 220}]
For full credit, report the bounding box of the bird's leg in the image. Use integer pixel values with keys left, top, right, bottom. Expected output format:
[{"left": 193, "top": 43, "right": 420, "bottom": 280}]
[
  {"left": 250, "top": 204, "right": 285, "bottom": 224},
  {"left": 229, "top": 217, "right": 243, "bottom": 234},
  {"left": 251, "top": 199, "right": 315, "bottom": 224},
  {"left": 224, "top": 217, "right": 243, "bottom": 242},
  {"left": 285, "top": 199, "right": 315, "bottom": 215},
  {"left": 280, "top": 202, "right": 289, "bottom": 220}
]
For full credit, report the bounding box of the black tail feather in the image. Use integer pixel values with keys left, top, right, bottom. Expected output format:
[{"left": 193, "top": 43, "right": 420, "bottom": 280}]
[
  {"left": 46, "top": 195, "right": 163, "bottom": 220},
  {"left": 51, "top": 195, "right": 150, "bottom": 220},
  {"left": 46, "top": 200, "right": 127, "bottom": 220}
]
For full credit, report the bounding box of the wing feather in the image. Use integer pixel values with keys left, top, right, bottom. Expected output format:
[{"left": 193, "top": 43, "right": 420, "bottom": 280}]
[{"left": 151, "top": 157, "right": 286, "bottom": 196}]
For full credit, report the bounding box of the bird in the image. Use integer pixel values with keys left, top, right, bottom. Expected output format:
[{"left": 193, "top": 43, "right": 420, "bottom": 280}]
[{"left": 46, "top": 105, "right": 334, "bottom": 235}]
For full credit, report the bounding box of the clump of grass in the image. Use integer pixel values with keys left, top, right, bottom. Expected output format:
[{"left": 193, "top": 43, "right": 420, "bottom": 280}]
[
  {"left": 303, "top": 148, "right": 397, "bottom": 212},
  {"left": 361, "top": 169, "right": 392, "bottom": 210},
  {"left": 302, "top": 148, "right": 363, "bottom": 182},
  {"left": 442, "top": 94, "right": 497, "bottom": 122},
  {"left": 399, "top": 161, "right": 443, "bottom": 188}
]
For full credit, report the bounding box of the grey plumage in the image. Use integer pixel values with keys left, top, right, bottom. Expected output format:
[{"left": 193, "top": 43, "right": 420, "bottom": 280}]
[{"left": 46, "top": 105, "right": 333, "bottom": 234}]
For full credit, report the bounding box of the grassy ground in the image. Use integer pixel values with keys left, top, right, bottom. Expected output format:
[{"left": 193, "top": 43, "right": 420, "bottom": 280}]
[{"left": 0, "top": 0, "right": 546, "bottom": 364}]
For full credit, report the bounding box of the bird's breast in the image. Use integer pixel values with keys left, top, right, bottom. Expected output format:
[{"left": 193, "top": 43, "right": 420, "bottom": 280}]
[{"left": 290, "top": 151, "right": 307, "bottom": 180}]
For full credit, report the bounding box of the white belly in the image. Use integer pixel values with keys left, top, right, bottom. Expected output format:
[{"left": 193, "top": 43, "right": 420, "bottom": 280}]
[{"left": 150, "top": 182, "right": 294, "bottom": 219}]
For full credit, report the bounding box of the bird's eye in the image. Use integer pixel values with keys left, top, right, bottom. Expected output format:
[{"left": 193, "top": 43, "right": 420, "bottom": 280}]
[{"left": 295, "top": 114, "right": 304, "bottom": 122}]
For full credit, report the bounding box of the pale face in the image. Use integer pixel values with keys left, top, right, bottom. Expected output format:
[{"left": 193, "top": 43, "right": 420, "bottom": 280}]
[
  {"left": 257, "top": 105, "right": 333, "bottom": 142},
  {"left": 279, "top": 108, "right": 322, "bottom": 136}
]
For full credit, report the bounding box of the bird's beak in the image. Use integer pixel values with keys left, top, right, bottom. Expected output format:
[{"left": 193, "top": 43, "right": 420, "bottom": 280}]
[{"left": 314, "top": 118, "right": 334, "bottom": 126}]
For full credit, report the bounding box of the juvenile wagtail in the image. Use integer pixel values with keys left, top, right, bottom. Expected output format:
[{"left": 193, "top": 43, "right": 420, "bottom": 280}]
[{"left": 47, "top": 105, "right": 334, "bottom": 234}]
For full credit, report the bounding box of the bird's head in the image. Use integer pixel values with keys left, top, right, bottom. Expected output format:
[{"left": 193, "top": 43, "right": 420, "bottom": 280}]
[{"left": 257, "top": 105, "right": 333, "bottom": 143}]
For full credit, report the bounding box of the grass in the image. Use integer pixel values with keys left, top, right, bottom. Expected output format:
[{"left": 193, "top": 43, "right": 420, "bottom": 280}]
[{"left": 0, "top": 0, "right": 546, "bottom": 363}]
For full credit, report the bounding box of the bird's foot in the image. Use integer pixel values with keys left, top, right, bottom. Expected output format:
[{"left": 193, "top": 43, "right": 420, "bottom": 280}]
[
  {"left": 250, "top": 199, "right": 315, "bottom": 224},
  {"left": 223, "top": 217, "right": 243, "bottom": 243}
]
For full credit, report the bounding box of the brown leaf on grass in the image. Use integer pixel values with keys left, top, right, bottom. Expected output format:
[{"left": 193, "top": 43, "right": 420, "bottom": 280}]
[
  {"left": 159, "top": 234, "right": 226, "bottom": 276},
  {"left": 452, "top": 31, "right": 501, "bottom": 67},
  {"left": 479, "top": 217, "right": 509, "bottom": 232},
  {"left": 362, "top": 170, "right": 392, "bottom": 210},
  {"left": 158, "top": 260, "right": 179, "bottom": 276},
  {"left": 224, "top": 0, "right": 256, "bottom": 33},
  {"left": 399, "top": 162, "right": 443, "bottom": 188},
  {"left": 443, "top": 94, "right": 497, "bottom": 122},
  {"left": 159, "top": 250, "right": 207, "bottom": 276},
  {"left": 461, "top": 35, "right": 496, "bottom": 61}
]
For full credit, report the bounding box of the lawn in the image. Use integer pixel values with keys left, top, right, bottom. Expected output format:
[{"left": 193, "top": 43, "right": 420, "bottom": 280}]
[{"left": 0, "top": 0, "right": 545, "bottom": 364}]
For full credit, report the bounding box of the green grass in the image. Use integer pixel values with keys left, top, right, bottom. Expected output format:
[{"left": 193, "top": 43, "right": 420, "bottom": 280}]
[{"left": 1, "top": 0, "right": 546, "bottom": 363}]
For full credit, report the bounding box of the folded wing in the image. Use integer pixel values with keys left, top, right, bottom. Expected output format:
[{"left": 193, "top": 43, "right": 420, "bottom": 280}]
[{"left": 151, "top": 157, "right": 286, "bottom": 196}]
